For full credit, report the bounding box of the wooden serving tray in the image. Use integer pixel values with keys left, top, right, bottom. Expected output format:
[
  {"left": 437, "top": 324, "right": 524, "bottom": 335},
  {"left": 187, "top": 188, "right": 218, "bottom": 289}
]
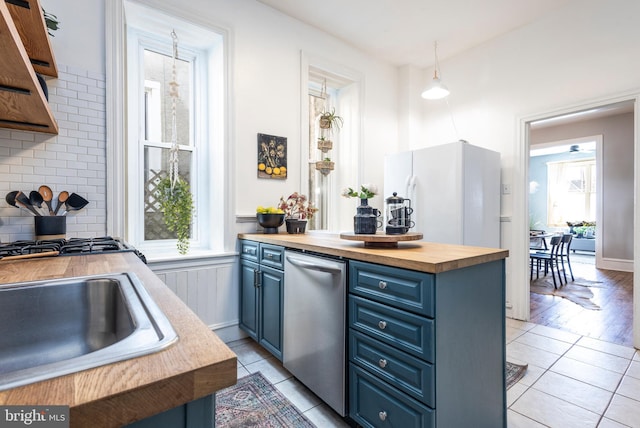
[{"left": 340, "top": 232, "right": 423, "bottom": 248}]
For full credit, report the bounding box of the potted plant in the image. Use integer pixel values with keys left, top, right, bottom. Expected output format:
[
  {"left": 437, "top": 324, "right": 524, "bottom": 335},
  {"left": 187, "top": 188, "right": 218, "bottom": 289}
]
[
  {"left": 315, "top": 157, "right": 335, "bottom": 176},
  {"left": 317, "top": 136, "right": 333, "bottom": 152},
  {"left": 42, "top": 8, "right": 60, "bottom": 37},
  {"left": 278, "top": 192, "right": 318, "bottom": 234},
  {"left": 318, "top": 108, "right": 343, "bottom": 132},
  {"left": 156, "top": 176, "right": 194, "bottom": 254}
]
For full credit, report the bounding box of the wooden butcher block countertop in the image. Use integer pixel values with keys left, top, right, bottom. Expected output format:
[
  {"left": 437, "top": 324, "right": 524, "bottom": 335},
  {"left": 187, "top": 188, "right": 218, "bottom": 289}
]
[
  {"left": 0, "top": 252, "right": 237, "bottom": 428},
  {"left": 238, "top": 232, "right": 509, "bottom": 273}
]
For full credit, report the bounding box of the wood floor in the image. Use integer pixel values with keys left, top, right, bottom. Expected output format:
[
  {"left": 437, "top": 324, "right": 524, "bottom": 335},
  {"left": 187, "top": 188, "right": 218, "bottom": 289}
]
[{"left": 529, "top": 253, "right": 634, "bottom": 347}]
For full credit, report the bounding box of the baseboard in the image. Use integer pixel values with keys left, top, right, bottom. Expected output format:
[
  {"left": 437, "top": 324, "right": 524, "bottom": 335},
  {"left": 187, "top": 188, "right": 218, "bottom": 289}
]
[
  {"left": 598, "top": 257, "right": 633, "bottom": 272},
  {"left": 212, "top": 323, "right": 247, "bottom": 343}
]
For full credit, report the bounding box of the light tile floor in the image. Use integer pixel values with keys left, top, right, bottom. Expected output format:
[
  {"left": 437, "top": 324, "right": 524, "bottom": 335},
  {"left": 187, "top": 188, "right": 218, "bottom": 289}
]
[{"left": 226, "top": 319, "right": 640, "bottom": 427}]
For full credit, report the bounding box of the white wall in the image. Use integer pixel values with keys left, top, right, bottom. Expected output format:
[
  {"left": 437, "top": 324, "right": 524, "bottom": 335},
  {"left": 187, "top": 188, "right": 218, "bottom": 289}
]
[
  {"left": 41, "top": 0, "right": 105, "bottom": 74},
  {"left": 401, "top": 0, "right": 640, "bottom": 322}
]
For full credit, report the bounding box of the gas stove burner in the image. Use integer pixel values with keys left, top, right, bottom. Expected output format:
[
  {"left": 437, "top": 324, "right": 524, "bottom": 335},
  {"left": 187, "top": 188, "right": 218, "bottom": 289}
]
[
  {"left": 0, "top": 240, "right": 61, "bottom": 257},
  {"left": 0, "top": 237, "right": 146, "bottom": 263}
]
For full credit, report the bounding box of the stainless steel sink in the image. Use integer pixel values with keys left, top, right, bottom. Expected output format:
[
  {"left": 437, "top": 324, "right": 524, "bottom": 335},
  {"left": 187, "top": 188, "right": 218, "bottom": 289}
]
[{"left": 0, "top": 272, "right": 178, "bottom": 391}]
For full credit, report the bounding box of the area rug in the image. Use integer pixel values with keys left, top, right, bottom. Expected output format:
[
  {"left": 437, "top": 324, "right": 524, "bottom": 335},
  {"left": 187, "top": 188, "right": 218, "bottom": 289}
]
[
  {"left": 530, "top": 276, "right": 603, "bottom": 310},
  {"left": 506, "top": 362, "right": 528, "bottom": 390},
  {"left": 215, "top": 371, "right": 315, "bottom": 428}
]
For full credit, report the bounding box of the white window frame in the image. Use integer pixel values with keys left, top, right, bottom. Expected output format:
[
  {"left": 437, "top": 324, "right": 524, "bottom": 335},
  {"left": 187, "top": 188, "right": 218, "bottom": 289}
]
[
  {"left": 107, "top": 0, "right": 232, "bottom": 260},
  {"left": 127, "top": 31, "right": 204, "bottom": 253}
]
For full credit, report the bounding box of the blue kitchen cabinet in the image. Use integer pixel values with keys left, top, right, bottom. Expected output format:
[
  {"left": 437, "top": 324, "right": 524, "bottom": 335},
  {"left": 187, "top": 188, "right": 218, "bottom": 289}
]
[
  {"left": 348, "top": 260, "right": 506, "bottom": 428},
  {"left": 125, "top": 394, "right": 214, "bottom": 428},
  {"left": 239, "top": 240, "right": 284, "bottom": 360}
]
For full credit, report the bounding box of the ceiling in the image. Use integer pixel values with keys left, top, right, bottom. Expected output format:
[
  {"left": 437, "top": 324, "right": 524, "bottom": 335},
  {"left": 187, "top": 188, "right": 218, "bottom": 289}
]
[
  {"left": 256, "top": 0, "right": 634, "bottom": 125},
  {"left": 256, "top": 0, "right": 575, "bottom": 68}
]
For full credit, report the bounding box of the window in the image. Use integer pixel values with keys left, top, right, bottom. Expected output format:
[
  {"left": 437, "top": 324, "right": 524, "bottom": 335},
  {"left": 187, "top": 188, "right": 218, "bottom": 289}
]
[
  {"left": 547, "top": 159, "right": 596, "bottom": 226},
  {"left": 124, "top": 2, "right": 226, "bottom": 255}
]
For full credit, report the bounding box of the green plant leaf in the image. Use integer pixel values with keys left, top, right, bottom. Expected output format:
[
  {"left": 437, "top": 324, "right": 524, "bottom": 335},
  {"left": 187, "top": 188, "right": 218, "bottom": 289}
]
[{"left": 156, "top": 177, "right": 194, "bottom": 254}]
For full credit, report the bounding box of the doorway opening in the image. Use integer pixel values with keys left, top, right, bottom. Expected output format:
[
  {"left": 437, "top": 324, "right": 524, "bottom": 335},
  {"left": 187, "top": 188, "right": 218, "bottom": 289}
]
[{"left": 524, "top": 99, "right": 635, "bottom": 347}]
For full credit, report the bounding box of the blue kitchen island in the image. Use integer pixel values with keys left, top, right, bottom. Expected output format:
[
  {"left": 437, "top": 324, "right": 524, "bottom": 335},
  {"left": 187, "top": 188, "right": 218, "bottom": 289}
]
[{"left": 238, "top": 232, "right": 509, "bottom": 428}]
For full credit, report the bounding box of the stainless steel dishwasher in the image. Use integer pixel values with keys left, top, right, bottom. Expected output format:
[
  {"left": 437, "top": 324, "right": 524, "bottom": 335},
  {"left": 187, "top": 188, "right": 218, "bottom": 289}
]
[{"left": 284, "top": 250, "right": 346, "bottom": 416}]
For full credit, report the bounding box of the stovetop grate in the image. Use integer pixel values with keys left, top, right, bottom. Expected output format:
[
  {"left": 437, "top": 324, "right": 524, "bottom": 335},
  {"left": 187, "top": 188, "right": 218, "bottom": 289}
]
[{"left": 0, "top": 237, "right": 146, "bottom": 263}]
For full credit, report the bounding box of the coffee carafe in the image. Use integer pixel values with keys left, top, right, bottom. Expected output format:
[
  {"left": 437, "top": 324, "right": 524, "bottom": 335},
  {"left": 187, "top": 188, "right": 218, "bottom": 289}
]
[{"left": 385, "top": 192, "right": 414, "bottom": 235}]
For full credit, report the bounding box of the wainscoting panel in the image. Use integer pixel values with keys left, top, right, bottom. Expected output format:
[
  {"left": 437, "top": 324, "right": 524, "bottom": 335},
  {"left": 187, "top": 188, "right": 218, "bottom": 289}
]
[{"left": 148, "top": 256, "right": 239, "bottom": 339}]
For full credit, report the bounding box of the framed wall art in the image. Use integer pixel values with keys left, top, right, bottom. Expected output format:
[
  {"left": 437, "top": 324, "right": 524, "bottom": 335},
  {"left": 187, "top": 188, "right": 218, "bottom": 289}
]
[{"left": 257, "top": 133, "right": 287, "bottom": 179}]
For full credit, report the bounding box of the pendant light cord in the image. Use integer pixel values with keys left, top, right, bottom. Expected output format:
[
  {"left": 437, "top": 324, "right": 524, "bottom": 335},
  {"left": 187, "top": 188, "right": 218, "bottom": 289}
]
[{"left": 445, "top": 96, "right": 460, "bottom": 141}]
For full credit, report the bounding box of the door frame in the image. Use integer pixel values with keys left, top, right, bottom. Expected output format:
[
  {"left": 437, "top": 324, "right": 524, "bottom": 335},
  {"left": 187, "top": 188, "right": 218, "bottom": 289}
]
[{"left": 514, "top": 91, "right": 640, "bottom": 349}]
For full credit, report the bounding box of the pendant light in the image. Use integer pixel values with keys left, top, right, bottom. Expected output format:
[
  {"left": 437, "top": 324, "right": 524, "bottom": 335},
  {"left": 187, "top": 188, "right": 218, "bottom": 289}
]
[{"left": 421, "top": 41, "right": 450, "bottom": 100}]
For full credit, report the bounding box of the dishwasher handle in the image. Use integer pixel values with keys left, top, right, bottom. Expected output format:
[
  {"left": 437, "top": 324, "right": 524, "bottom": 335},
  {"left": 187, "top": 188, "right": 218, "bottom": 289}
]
[{"left": 286, "top": 255, "right": 343, "bottom": 274}]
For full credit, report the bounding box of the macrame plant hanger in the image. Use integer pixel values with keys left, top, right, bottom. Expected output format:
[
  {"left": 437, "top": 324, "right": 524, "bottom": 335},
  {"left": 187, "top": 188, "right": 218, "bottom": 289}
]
[{"left": 168, "top": 29, "right": 180, "bottom": 190}]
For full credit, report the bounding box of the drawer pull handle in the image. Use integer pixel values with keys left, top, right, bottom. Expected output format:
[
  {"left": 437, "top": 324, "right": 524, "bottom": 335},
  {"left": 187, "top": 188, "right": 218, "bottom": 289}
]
[
  {"left": 379, "top": 411, "right": 387, "bottom": 421},
  {"left": 378, "top": 358, "right": 387, "bottom": 368},
  {"left": 378, "top": 320, "right": 387, "bottom": 330},
  {"left": 266, "top": 253, "right": 273, "bottom": 259},
  {"left": 378, "top": 280, "right": 387, "bottom": 290}
]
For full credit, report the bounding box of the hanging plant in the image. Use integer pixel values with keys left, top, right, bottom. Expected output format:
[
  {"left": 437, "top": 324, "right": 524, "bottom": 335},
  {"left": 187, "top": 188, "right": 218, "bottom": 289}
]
[
  {"left": 153, "top": 30, "right": 195, "bottom": 255},
  {"left": 156, "top": 176, "right": 193, "bottom": 254},
  {"left": 318, "top": 108, "right": 343, "bottom": 132},
  {"left": 42, "top": 8, "right": 60, "bottom": 37}
]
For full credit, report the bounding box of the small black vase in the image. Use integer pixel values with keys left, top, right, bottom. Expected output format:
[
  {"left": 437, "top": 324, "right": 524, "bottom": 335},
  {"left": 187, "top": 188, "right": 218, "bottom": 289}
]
[{"left": 354, "top": 199, "right": 377, "bottom": 234}]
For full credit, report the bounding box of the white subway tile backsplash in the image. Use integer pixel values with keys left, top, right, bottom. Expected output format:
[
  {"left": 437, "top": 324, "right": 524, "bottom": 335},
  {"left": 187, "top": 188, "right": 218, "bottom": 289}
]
[{"left": 0, "top": 65, "right": 107, "bottom": 242}]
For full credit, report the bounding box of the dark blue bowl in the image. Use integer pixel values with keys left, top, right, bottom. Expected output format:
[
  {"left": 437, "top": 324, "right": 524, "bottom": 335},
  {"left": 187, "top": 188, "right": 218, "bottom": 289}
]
[{"left": 257, "top": 213, "right": 285, "bottom": 234}]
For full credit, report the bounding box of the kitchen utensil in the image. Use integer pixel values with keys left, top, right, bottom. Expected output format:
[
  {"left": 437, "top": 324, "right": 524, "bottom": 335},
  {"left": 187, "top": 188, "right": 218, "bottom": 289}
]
[
  {"left": 15, "top": 191, "right": 40, "bottom": 216},
  {"left": 38, "top": 185, "right": 55, "bottom": 215},
  {"left": 0, "top": 251, "right": 59, "bottom": 261},
  {"left": 63, "top": 193, "right": 89, "bottom": 214},
  {"left": 29, "top": 191, "right": 47, "bottom": 216},
  {"left": 53, "top": 191, "right": 69, "bottom": 215},
  {"left": 5, "top": 191, "right": 19, "bottom": 208}
]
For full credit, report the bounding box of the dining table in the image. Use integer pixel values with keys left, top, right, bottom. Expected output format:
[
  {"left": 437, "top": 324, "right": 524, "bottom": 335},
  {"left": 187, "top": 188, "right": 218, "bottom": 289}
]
[{"left": 529, "top": 232, "right": 552, "bottom": 250}]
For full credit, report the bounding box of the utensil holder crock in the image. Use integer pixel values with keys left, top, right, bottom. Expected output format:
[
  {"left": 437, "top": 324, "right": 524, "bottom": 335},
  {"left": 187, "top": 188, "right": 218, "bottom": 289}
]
[{"left": 35, "top": 216, "right": 66, "bottom": 240}]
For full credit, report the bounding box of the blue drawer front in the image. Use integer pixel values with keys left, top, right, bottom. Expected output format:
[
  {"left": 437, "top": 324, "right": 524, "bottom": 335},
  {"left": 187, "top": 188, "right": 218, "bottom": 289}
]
[
  {"left": 349, "top": 363, "right": 435, "bottom": 428},
  {"left": 259, "top": 243, "right": 284, "bottom": 269},
  {"left": 349, "top": 296, "right": 434, "bottom": 362},
  {"left": 349, "top": 260, "right": 434, "bottom": 317},
  {"left": 240, "top": 240, "right": 259, "bottom": 261},
  {"left": 350, "top": 329, "right": 434, "bottom": 407}
]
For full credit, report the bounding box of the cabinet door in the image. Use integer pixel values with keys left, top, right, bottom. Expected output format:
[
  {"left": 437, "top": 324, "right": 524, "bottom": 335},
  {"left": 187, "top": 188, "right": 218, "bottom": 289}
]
[
  {"left": 239, "top": 259, "right": 259, "bottom": 340},
  {"left": 259, "top": 264, "right": 284, "bottom": 360}
]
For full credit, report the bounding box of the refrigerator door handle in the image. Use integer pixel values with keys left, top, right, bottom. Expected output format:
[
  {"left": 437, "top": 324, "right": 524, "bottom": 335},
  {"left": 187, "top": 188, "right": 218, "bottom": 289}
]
[
  {"left": 408, "top": 175, "right": 417, "bottom": 202},
  {"left": 404, "top": 175, "right": 412, "bottom": 199}
]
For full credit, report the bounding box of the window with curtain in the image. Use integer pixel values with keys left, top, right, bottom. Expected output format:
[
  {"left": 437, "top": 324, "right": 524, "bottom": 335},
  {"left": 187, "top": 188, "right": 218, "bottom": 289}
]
[{"left": 547, "top": 159, "right": 596, "bottom": 226}]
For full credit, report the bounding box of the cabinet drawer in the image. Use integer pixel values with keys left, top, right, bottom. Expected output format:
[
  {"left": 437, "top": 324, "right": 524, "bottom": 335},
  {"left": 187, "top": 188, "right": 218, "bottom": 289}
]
[
  {"left": 350, "top": 260, "right": 434, "bottom": 317},
  {"left": 259, "top": 243, "right": 284, "bottom": 269},
  {"left": 239, "top": 240, "right": 259, "bottom": 262},
  {"left": 350, "top": 330, "right": 434, "bottom": 407},
  {"left": 349, "top": 296, "right": 434, "bottom": 362},
  {"left": 349, "top": 363, "right": 434, "bottom": 428}
]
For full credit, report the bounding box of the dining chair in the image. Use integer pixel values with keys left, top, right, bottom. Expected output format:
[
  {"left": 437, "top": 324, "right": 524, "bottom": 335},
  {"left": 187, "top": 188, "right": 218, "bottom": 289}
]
[
  {"left": 530, "top": 235, "right": 563, "bottom": 288},
  {"left": 558, "top": 234, "right": 575, "bottom": 282}
]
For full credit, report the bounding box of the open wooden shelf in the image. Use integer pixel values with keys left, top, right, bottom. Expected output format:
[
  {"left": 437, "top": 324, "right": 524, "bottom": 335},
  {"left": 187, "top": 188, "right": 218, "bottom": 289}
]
[{"left": 0, "top": 0, "right": 58, "bottom": 134}]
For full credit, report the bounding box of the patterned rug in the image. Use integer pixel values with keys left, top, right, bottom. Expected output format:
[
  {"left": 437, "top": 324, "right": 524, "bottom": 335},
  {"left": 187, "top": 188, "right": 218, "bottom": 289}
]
[
  {"left": 215, "top": 372, "right": 315, "bottom": 428},
  {"left": 506, "top": 362, "right": 528, "bottom": 390},
  {"left": 530, "top": 276, "right": 603, "bottom": 310}
]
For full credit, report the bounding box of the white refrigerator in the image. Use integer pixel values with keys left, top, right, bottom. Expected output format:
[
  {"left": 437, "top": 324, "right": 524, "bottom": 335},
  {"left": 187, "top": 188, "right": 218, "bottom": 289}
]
[{"left": 383, "top": 140, "right": 501, "bottom": 248}]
